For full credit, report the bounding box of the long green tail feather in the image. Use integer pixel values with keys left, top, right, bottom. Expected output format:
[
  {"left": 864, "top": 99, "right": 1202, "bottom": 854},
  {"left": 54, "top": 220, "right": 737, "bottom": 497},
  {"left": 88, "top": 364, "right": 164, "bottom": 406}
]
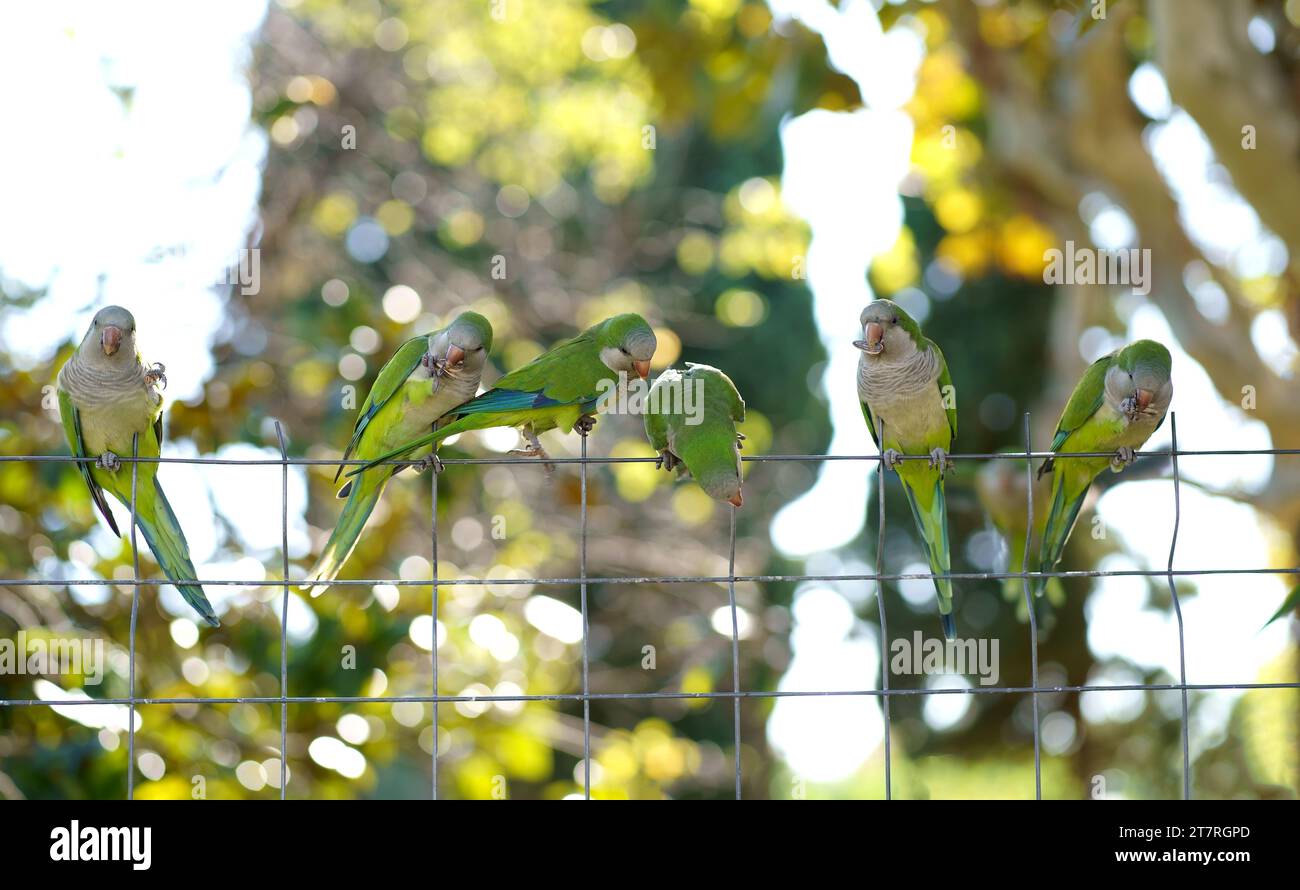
[
  {"left": 1034, "top": 473, "right": 1088, "bottom": 597},
  {"left": 304, "top": 473, "right": 389, "bottom": 598},
  {"left": 897, "top": 470, "right": 955, "bottom": 639},
  {"left": 135, "top": 480, "right": 219, "bottom": 627}
]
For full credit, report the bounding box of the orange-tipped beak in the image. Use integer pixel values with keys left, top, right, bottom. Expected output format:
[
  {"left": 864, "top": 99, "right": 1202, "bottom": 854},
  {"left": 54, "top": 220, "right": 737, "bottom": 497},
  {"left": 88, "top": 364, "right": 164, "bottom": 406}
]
[
  {"left": 633, "top": 359, "right": 651, "bottom": 380},
  {"left": 727, "top": 491, "right": 743, "bottom": 508},
  {"left": 101, "top": 325, "right": 123, "bottom": 356},
  {"left": 854, "top": 322, "right": 884, "bottom": 355},
  {"left": 1135, "top": 388, "right": 1153, "bottom": 411},
  {"left": 446, "top": 345, "right": 466, "bottom": 368}
]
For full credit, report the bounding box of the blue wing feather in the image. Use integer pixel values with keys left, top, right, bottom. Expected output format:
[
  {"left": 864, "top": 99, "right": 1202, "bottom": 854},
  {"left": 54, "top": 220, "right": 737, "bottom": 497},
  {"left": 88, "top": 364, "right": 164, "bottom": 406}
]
[{"left": 451, "top": 387, "right": 572, "bottom": 415}]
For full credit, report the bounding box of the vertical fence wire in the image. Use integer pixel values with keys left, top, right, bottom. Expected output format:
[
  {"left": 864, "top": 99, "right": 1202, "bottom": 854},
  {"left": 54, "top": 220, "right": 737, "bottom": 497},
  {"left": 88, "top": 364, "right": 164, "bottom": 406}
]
[
  {"left": 1021, "top": 414, "right": 1042, "bottom": 800},
  {"left": 874, "top": 418, "right": 891, "bottom": 800},
  {"left": 430, "top": 430, "right": 441, "bottom": 801},
  {"left": 579, "top": 427, "right": 591, "bottom": 800},
  {"left": 127, "top": 433, "right": 140, "bottom": 800},
  {"left": 727, "top": 505, "right": 742, "bottom": 799},
  {"left": 1166, "top": 413, "right": 1191, "bottom": 799},
  {"left": 275, "top": 422, "right": 289, "bottom": 799}
]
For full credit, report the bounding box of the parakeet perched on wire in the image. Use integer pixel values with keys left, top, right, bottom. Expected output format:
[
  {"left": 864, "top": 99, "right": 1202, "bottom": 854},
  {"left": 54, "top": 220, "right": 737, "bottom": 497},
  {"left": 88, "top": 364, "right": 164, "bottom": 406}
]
[
  {"left": 305, "top": 312, "right": 493, "bottom": 597},
  {"left": 855, "top": 299, "right": 958, "bottom": 639},
  {"left": 56, "top": 306, "right": 219, "bottom": 626},
  {"left": 1032, "top": 340, "right": 1173, "bottom": 596},
  {"left": 349, "top": 313, "right": 657, "bottom": 476},
  {"left": 644, "top": 362, "right": 745, "bottom": 507}
]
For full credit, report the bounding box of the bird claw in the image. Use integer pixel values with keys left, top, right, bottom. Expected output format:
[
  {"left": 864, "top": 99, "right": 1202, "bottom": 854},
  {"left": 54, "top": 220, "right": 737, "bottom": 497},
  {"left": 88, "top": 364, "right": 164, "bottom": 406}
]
[
  {"left": 928, "top": 447, "right": 953, "bottom": 475},
  {"left": 658, "top": 451, "right": 680, "bottom": 472},
  {"left": 97, "top": 451, "right": 121, "bottom": 472},
  {"left": 1110, "top": 446, "right": 1136, "bottom": 473},
  {"left": 575, "top": 415, "right": 597, "bottom": 436},
  {"left": 412, "top": 453, "right": 444, "bottom": 474},
  {"left": 509, "top": 445, "right": 556, "bottom": 475},
  {"left": 144, "top": 362, "right": 167, "bottom": 391},
  {"left": 882, "top": 448, "right": 903, "bottom": 470},
  {"left": 736, "top": 433, "right": 745, "bottom": 450}
]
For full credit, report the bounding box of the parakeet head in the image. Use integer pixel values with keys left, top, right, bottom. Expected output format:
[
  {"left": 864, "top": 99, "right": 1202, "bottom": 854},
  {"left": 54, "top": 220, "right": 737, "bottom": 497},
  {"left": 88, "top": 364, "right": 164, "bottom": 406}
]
[
  {"left": 427, "top": 311, "right": 493, "bottom": 377},
  {"left": 1110, "top": 339, "right": 1173, "bottom": 420},
  {"left": 80, "top": 305, "right": 138, "bottom": 363},
  {"left": 682, "top": 434, "right": 744, "bottom": 507},
  {"left": 854, "top": 300, "right": 923, "bottom": 361},
  {"left": 595, "top": 313, "right": 657, "bottom": 380}
]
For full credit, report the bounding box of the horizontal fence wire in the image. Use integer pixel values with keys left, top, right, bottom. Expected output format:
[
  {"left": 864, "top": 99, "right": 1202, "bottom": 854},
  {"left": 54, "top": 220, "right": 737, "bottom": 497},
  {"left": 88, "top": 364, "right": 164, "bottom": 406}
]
[{"left": 2, "top": 410, "right": 1299, "bottom": 800}]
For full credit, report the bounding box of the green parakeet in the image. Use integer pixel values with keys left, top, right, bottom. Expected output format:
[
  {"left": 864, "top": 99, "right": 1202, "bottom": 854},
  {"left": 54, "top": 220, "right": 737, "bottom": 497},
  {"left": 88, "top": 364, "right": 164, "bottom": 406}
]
[
  {"left": 349, "top": 313, "right": 657, "bottom": 475},
  {"left": 305, "top": 312, "right": 494, "bottom": 597},
  {"left": 56, "top": 306, "right": 219, "bottom": 626},
  {"left": 644, "top": 362, "right": 745, "bottom": 507},
  {"left": 855, "top": 299, "right": 958, "bottom": 639},
  {"left": 1032, "top": 339, "right": 1173, "bottom": 596}
]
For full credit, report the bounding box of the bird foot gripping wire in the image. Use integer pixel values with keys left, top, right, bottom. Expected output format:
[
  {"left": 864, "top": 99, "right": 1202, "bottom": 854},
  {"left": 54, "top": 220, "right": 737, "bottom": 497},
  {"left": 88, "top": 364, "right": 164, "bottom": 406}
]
[
  {"left": 96, "top": 451, "right": 121, "bottom": 472},
  {"left": 656, "top": 450, "right": 680, "bottom": 472},
  {"left": 1110, "top": 446, "right": 1136, "bottom": 473},
  {"left": 882, "top": 448, "right": 903, "bottom": 471},
  {"left": 411, "top": 453, "right": 444, "bottom": 475},
  {"left": 144, "top": 362, "right": 167, "bottom": 391},
  {"left": 575, "top": 414, "right": 597, "bottom": 436},
  {"left": 510, "top": 426, "right": 556, "bottom": 474},
  {"left": 928, "top": 446, "right": 953, "bottom": 475}
]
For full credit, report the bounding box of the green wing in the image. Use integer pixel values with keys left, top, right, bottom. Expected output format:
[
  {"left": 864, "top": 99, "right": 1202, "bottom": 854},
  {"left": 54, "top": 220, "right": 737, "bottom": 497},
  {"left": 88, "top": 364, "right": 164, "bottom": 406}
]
[
  {"left": 335, "top": 334, "right": 428, "bottom": 482},
  {"left": 860, "top": 399, "right": 881, "bottom": 449},
  {"left": 423, "top": 330, "right": 608, "bottom": 421},
  {"left": 490, "top": 329, "right": 605, "bottom": 404},
  {"left": 1039, "top": 352, "right": 1112, "bottom": 476},
  {"left": 58, "top": 388, "right": 121, "bottom": 537},
  {"left": 930, "top": 338, "right": 957, "bottom": 442},
  {"left": 1050, "top": 353, "right": 1112, "bottom": 452}
]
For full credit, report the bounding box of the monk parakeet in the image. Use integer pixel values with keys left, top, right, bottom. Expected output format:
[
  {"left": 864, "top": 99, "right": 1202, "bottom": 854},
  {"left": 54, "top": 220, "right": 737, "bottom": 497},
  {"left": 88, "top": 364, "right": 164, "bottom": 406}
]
[
  {"left": 1032, "top": 340, "right": 1172, "bottom": 596},
  {"left": 349, "top": 313, "right": 657, "bottom": 475},
  {"left": 855, "top": 300, "right": 958, "bottom": 639},
  {"left": 645, "top": 362, "right": 745, "bottom": 507},
  {"left": 305, "top": 312, "right": 493, "bottom": 597},
  {"left": 56, "top": 306, "right": 219, "bottom": 626}
]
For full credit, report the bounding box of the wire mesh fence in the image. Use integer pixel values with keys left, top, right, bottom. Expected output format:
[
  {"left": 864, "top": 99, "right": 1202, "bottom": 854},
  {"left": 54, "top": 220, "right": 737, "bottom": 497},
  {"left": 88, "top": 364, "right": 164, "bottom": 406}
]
[{"left": 2, "top": 409, "right": 1299, "bottom": 800}]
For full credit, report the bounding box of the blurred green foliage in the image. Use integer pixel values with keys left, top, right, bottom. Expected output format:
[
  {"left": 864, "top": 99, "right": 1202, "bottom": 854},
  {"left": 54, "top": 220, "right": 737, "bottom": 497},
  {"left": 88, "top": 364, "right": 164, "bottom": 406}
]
[{"left": 1, "top": 0, "right": 1296, "bottom": 800}]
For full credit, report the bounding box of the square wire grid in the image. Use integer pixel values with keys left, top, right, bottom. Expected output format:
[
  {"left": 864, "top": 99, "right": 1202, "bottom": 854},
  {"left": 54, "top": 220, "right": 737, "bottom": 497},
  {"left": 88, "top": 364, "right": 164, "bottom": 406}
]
[{"left": 2, "top": 410, "right": 1299, "bottom": 800}]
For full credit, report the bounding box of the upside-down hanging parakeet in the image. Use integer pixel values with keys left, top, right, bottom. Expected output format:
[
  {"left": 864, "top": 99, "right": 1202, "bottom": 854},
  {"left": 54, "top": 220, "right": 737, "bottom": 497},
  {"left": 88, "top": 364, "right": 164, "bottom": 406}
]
[
  {"left": 305, "top": 312, "right": 493, "bottom": 597},
  {"left": 855, "top": 299, "right": 958, "bottom": 639},
  {"left": 349, "top": 313, "right": 657, "bottom": 476},
  {"left": 644, "top": 362, "right": 745, "bottom": 507},
  {"left": 1032, "top": 339, "right": 1172, "bottom": 596},
  {"left": 56, "top": 306, "right": 219, "bottom": 626}
]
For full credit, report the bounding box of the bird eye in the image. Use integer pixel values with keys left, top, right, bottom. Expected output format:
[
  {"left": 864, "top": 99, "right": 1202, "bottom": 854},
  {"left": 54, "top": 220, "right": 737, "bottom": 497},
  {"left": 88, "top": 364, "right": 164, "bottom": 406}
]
[
  {"left": 891, "top": 317, "right": 898, "bottom": 325},
  {"left": 620, "top": 347, "right": 630, "bottom": 355}
]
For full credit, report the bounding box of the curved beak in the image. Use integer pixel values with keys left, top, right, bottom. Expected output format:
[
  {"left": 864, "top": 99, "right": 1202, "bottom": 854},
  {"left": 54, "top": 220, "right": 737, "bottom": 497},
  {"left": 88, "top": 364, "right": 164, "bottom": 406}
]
[
  {"left": 446, "top": 345, "right": 466, "bottom": 369},
  {"left": 632, "top": 359, "right": 651, "bottom": 380},
  {"left": 1135, "top": 388, "right": 1153, "bottom": 411},
  {"left": 101, "top": 325, "right": 123, "bottom": 356},
  {"left": 727, "top": 491, "right": 743, "bottom": 508},
  {"left": 854, "top": 322, "right": 884, "bottom": 355}
]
